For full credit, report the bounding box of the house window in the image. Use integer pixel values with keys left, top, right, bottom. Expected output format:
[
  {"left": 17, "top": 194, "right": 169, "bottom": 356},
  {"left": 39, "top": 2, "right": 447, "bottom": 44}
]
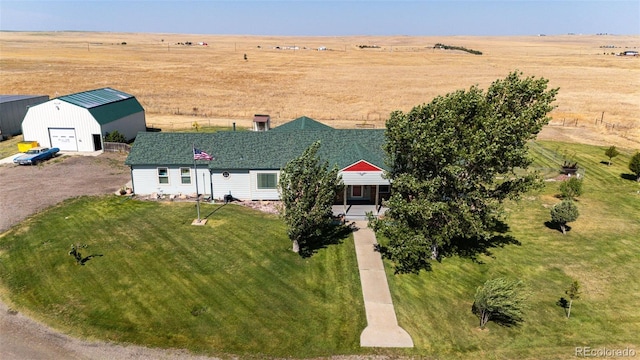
[
  {"left": 158, "top": 167, "right": 169, "bottom": 184},
  {"left": 257, "top": 173, "right": 277, "bottom": 189},
  {"left": 180, "top": 168, "right": 191, "bottom": 184},
  {"left": 351, "top": 185, "right": 363, "bottom": 197},
  {"left": 379, "top": 185, "right": 390, "bottom": 193}
]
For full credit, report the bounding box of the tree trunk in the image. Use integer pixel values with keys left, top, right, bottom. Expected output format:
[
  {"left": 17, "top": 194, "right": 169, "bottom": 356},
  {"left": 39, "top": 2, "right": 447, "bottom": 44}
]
[
  {"left": 431, "top": 243, "right": 439, "bottom": 260},
  {"left": 292, "top": 239, "right": 300, "bottom": 253},
  {"left": 567, "top": 299, "right": 573, "bottom": 318},
  {"left": 480, "top": 310, "right": 489, "bottom": 329},
  {"left": 560, "top": 223, "right": 566, "bottom": 235}
]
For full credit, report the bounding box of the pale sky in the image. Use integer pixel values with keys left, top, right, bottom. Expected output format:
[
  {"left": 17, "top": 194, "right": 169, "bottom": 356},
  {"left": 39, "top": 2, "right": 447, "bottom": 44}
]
[{"left": 1, "top": 0, "right": 638, "bottom": 36}]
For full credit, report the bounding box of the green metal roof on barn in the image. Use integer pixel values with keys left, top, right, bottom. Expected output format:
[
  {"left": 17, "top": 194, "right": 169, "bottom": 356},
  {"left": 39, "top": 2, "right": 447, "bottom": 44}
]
[
  {"left": 58, "top": 87, "right": 144, "bottom": 125},
  {"left": 125, "top": 117, "right": 387, "bottom": 171}
]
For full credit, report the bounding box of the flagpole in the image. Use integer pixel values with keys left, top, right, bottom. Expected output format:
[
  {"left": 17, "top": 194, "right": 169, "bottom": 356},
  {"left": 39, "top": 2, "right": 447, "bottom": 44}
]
[{"left": 193, "top": 144, "right": 201, "bottom": 222}]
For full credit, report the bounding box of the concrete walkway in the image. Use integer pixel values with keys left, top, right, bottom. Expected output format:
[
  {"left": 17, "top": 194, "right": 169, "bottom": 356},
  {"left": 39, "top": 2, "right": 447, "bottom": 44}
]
[{"left": 352, "top": 221, "right": 414, "bottom": 348}]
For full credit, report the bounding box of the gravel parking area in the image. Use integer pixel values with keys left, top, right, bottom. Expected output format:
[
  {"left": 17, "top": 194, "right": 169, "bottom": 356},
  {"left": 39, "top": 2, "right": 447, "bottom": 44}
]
[{"left": 0, "top": 152, "right": 131, "bottom": 233}]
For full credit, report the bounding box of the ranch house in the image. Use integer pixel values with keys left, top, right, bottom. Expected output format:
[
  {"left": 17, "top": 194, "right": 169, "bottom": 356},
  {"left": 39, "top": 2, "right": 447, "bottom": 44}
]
[{"left": 125, "top": 116, "right": 390, "bottom": 209}]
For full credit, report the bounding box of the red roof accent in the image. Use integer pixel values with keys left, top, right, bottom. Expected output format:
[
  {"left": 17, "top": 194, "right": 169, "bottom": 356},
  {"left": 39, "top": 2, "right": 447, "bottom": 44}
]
[{"left": 342, "top": 160, "right": 382, "bottom": 172}]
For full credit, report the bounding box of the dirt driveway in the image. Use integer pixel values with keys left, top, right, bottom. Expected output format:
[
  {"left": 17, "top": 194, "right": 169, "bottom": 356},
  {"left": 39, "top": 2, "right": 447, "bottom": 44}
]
[{"left": 0, "top": 152, "right": 132, "bottom": 233}]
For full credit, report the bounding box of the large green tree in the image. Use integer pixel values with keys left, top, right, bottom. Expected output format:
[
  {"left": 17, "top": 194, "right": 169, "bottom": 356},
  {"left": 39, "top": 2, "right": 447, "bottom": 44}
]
[
  {"left": 279, "top": 141, "right": 343, "bottom": 255},
  {"left": 369, "top": 71, "right": 558, "bottom": 273}
]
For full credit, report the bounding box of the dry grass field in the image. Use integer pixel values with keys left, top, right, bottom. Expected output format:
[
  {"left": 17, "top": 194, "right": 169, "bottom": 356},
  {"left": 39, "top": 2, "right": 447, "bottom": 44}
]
[{"left": 1, "top": 31, "right": 638, "bottom": 147}]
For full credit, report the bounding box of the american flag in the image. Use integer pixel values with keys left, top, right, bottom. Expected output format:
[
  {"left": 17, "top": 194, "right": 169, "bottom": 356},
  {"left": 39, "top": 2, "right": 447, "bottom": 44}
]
[{"left": 193, "top": 148, "right": 213, "bottom": 161}]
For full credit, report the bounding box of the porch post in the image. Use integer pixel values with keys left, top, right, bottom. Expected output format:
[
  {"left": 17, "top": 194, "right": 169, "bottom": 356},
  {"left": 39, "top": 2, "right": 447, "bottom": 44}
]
[
  {"left": 375, "top": 185, "right": 380, "bottom": 215},
  {"left": 343, "top": 186, "right": 347, "bottom": 213}
]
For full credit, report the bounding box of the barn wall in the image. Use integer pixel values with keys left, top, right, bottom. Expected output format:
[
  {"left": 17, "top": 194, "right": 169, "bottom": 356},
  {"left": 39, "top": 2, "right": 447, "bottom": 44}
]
[
  {"left": 0, "top": 96, "right": 49, "bottom": 139},
  {"left": 22, "top": 101, "right": 101, "bottom": 151},
  {"left": 101, "top": 111, "right": 146, "bottom": 141}
]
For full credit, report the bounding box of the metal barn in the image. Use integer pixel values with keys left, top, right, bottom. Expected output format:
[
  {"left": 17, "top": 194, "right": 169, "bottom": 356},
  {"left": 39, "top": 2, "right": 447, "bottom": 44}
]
[
  {"left": 21, "top": 88, "right": 146, "bottom": 152},
  {"left": 0, "top": 95, "right": 49, "bottom": 140}
]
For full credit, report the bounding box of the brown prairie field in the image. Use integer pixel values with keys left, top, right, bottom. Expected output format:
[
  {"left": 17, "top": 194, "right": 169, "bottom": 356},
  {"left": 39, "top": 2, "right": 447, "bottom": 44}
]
[{"left": 1, "top": 31, "right": 639, "bottom": 148}]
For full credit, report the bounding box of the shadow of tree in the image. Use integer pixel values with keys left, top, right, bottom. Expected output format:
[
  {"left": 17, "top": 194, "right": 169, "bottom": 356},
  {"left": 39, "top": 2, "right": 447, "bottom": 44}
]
[
  {"left": 544, "top": 221, "right": 572, "bottom": 234},
  {"left": 298, "top": 222, "right": 355, "bottom": 258},
  {"left": 443, "top": 220, "right": 521, "bottom": 263},
  {"left": 620, "top": 173, "right": 638, "bottom": 182},
  {"left": 68, "top": 244, "right": 103, "bottom": 266},
  {"left": 557, "top": 297, "right": 569, "bottom": 317}
]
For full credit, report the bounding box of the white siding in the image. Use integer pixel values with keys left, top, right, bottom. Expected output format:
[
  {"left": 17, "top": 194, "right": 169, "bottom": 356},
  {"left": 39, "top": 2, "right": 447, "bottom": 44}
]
[
  {"left": 131, "top": 165, "right": 212, "bottom": 196},
  {"left": 250, "top": 170, "right": 280, "bottom": 200},
  {"left": 339, "top": 171, "right": 389, "bottom": 185},
  {"left": 22, "top": 101, "right": 101, "bottom": 152},
  {"left": 211, "top": 170, "right": 251, "bottom": 200}
]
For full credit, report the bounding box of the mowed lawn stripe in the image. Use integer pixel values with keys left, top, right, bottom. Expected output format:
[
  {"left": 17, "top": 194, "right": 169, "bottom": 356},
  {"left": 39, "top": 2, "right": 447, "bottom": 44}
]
[{"left": 0, "top": 197, "right": 365, "bottom": 357}]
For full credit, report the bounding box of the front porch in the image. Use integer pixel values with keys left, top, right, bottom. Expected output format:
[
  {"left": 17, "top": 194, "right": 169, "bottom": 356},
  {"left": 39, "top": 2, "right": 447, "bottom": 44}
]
[
  {"left": 332, "top": 204, "right": 388, "bottom": 221},
  {"left": 333, "top": 184, "right": 390, "bottom": 220}
]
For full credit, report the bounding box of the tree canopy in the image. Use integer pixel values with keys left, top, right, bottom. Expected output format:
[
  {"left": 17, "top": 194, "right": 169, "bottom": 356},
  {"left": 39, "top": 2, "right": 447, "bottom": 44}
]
[
  {"left": 550, "top": 200, "right": 579, "bottom": 235},
  {"left": 604, "top": 146, "right": 620, "bottom": 166},
  {"left": 279, "top": 141, "right": 344, "bottom": 256},
  {"left": 369, "top": 71, "right": 558, "bottom": 274},
  {"left": 559, "top": 177, "right": 583, "bottom": 200},
  {"left": 472, "top": 277, "right": 527, "bottom": 329}
]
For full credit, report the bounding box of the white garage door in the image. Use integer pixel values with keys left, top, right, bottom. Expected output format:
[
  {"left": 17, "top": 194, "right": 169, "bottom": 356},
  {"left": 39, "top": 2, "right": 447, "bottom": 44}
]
[{"left": 49, "top": 128, "right": 78, "bottom": 151}]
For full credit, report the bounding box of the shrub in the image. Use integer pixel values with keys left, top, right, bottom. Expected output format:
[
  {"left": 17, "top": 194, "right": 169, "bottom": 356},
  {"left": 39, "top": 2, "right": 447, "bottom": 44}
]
[
  {"left": 104, "top": 130, "right": 127, "bottom": 143},
  {"left": 472, "top": 278, "right": 527, "bottom": 329}
]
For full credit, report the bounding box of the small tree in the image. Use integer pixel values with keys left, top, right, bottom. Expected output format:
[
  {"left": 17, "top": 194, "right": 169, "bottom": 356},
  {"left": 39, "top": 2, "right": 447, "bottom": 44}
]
[
  {"left": 559, "top": 177, "right": 583, "bottom": 200},
  {"left": 104, "top": 130, "right": 126, "bottom": 143},
  {"left": 279, "top": 141, "right": 343, "bottom": 254},
  {"left": 564, "top": 280, "right": 581, "bottom": 318},
  {"left": 629, "top": 152, "right": 640, "bottom": 182},
  {"left": 550, "top": 200, "right": 579, "bottom": 235},
  {"left": 604, "top": 146, "right": 620, "bottom": 166},
  {"left": 472, "top": 278, "right": 527, "bottom": 329}
]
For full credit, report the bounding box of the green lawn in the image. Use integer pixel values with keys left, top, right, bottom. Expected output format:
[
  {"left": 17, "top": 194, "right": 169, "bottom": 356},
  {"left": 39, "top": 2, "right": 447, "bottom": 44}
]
[
  {"left": 0, "top": 140, "right": 638, "bottom": 359},
  {"left": 385, "top": 141, "right": 640, "bottom": 359},
  {"left": 0, "top": 200, "right": 366, "bottom": 358},
  {"left": 0, "top": 134, "right": 23, "bottom": 159}
]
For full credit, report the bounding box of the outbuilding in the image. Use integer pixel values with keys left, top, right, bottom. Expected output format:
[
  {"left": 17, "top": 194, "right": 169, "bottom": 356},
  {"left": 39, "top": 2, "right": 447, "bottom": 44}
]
[
  {"left": 21, "top": 88, "right": 146, "bottom": 152},
  {"left": 0, "top": 95, "right": 49, "bottom": 140}
]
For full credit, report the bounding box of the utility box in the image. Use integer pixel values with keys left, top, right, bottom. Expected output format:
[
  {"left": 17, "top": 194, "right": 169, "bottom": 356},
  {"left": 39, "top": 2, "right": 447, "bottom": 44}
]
[{"left": 17, "top": 141, "right": 38, "bottom": 153}]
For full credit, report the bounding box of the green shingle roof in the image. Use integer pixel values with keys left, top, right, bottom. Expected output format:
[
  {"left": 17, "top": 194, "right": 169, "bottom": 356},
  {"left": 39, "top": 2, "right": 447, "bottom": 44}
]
[
  {"left": 58, "top": 88, "right": 144, "bottom": 125},
  {"left": 270, "top": 116, "right": 334, "bottom": 132},
  {"left": 125, "top": 118, "right": 387, "bottom": 171}
]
